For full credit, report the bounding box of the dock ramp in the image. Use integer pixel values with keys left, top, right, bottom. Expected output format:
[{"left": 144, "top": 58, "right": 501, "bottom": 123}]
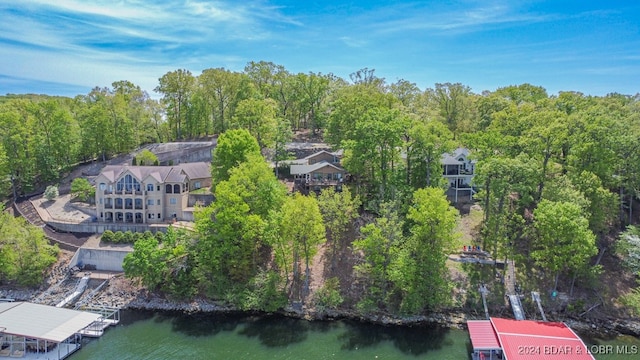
[
  {"left": 56, "top": 276, "right": 90, "bottom": 308},
  {"left": 508, "top": 295, "right": 525, "bottom": 320},
  {"left": 531, "top": 291, "right": 547, "bottom": 321}
]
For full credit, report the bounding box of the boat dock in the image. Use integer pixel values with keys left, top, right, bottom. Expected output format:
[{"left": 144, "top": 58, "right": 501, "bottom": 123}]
[{"left": 0, "top": 302, "right": 119, "bottom": 360}]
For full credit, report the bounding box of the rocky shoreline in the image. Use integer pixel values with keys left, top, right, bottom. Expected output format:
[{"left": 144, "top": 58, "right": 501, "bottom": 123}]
[{"left": 2, "top": 271, "right": 640, "bottom": 340}]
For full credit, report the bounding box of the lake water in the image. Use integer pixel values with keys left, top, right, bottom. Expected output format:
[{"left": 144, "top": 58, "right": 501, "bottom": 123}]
[{"left": 71, "top": 310, "right": 640, "bottom": 360}]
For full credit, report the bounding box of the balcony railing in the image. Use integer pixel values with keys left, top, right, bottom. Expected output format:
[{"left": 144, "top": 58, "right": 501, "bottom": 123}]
[
  {"left": 106, "top": 189, "right": 144, "bottom": 195},
  {"left": 306, "top": 179, "right": 342, "bottom": 186}
]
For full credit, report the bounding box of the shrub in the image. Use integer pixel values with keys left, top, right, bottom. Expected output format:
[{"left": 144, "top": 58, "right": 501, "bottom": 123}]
[
  {"left": 102, "top": 230, "right": 115, "bottom": 243},
  {"left": 44, "top": 185, "right": 58, "bottom": 201},
  {"left": 620, "top": 287, "right": 640, "bottom": 318},
  {"left": 113, "top": 231, "right": 124, "bottom": 243},
  {"left": 314, "top": 277, "right": 343, "bottom": 312}
]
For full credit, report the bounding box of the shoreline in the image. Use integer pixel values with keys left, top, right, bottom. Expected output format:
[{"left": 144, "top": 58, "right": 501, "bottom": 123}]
[
  {"left": 119, "top": 289, "right": 640, "bottom": 340},
  {"left": 2, "top": 265, "right": 640, "bottom": 341},
  {"left": 3, "top": 281, "right": 640, "bottom": 340}
]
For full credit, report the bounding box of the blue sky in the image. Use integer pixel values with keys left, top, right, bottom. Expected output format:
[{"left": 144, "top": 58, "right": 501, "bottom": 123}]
[{"left": 1, "top": 0, "right": 639, "bottom": 97}]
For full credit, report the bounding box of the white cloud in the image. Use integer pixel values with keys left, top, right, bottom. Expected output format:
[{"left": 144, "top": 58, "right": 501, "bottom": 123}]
[{"left": 21, "top": 0, "right": 168, "bottom": 21}]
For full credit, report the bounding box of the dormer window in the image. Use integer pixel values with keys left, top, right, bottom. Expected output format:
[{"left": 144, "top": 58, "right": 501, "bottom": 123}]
[{"left": 116, "top": 174, "right": 140, "bottom": 191}]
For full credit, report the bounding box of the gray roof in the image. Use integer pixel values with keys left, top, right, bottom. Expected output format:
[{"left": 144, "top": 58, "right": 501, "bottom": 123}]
[
  {"left": 99, "top": 162, "right": 211, "bottom": 183},
  {"left": 290, "top": 162, "right": 344, "bottom": 175},
  {"left": 441, "top": 148, "right": 473, "bottom": 165},
  {"left": 303, "top": 150, "right": 342, "bottom": 160},
  {"left": 178, "top": 162, "right": 212, "bottom": 180},
  {"left": 0, "top": 302, "right": 101, "bottom": 342}
]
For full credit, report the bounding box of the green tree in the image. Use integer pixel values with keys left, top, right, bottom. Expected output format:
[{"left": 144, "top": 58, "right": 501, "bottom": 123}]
[
  {"left": 532, "top": 200, "right": 597, "bottom": 292},
  {"left": 473, "top": 155, "right": 538, "bottom": 259},
  {"left": 341, "top": 107, "right": 408, "bottom": 203},
  {"left": 616, "top": 225, "right": 640, "bottom": 275},
  {"left": 75, "top": 90, "right": 116, "bottom": 161},
  {"left": 353, "top": 202, "right": 404, "bottom": 312},
  {"left": 317, "top": 187, "right": 360, "bottom": 268},
  {"left": 135, "top": 149, "right": 159, "bottom": 166},
  {"left": 405, "top": 120, "right": 454, "bottom": 189},
  {"left": 196, "top": 154, "right": 286, "bottom": 297},
  {"left": 0, "top": 207, "right": 58, "bottom": 286},
  {"left": 273, "top": 193, "right": 326, "bottom": 301},
  {"left": 70, "top": 178, "right": 95, "bottom": 203},
  {"left": 198, "top": 68, "right": 246, "bottom": 133},
  {"left": 123, "top": 235, "right": 166, "bottom": 290},
  {"left": 0, "top": 102, "right": 34, "bottom": 195},
  {"left": 427, "top": 82, "right": 473, "bottom": 136},
  {"left": 273, "top": 117, "right": 293, "bottom": 178},
  {"left": 0, "top": 143, "right": 9, "bottom": 197},
  {"left": 211, "top": 129, "right": 261, "bottom": 185},
  {"left": 391, "top": 188, "right": 458, "bottom": 313},
  {"left": 231, "top": 98, "right": 278, "bottom": 148},
  {"left": 326, "top": 83, "right": 397, "bottom": 148},
  {"left": 291, "top": 72, "right": 331, "bottom": 133},
  {"left": 155, "top": 69, "right": 195, "bottom": 140},
  {"left": 520, "top": 109, "right": 568, "bottom": 202}
]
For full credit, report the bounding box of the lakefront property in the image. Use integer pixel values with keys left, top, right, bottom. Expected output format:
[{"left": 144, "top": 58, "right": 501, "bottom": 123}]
[{"left": 94, "top": 162, "right": 211, "bottom": 224}]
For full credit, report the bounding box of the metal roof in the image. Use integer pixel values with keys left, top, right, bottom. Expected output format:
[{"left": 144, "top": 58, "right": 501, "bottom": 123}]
[
  {"left": 0, "top": 302, "right": 101, "bottom": 343},
  {"left": 490, "top": 317, "right": 595, "bottom": 360},
  {"left": 467, "top": 320, "right": 501, "bottom": 350}
]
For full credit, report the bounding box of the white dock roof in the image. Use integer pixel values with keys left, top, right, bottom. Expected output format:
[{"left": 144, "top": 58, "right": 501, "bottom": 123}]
[{"left": 0, "top": 302, "right": 101, "bottom": 343}]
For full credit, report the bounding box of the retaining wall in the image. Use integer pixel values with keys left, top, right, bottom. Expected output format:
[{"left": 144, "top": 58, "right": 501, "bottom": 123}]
[
  {"left": 69, "top": 248, "right": 131, "bottom": 272},
  {"left": 47, "top": 221, "right": 168, "bottom": 234}
]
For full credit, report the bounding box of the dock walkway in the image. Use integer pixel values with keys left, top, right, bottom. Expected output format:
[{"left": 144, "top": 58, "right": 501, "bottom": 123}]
[{"left": 505, "top": 260, "right": 525, "bottom": 320}]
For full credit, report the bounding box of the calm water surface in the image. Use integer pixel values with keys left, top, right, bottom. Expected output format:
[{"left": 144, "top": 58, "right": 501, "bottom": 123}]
[{"left": 71, "top": 310, "right": 640, "bottom": 360}]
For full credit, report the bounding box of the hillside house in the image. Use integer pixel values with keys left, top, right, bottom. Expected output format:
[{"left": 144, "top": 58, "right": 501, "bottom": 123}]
[
  {"left": 94, "top": 162, "right": 211, "bottom": 224},
  {"left": 442, "top": 148, "right": 476, "bottom": 202},
  {"left": 289, "top": 150, "right": 345, "bottom": 194}
]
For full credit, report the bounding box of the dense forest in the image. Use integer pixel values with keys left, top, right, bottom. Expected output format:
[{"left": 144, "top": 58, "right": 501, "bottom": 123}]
[{"left": 2, "top": 62, "right": 640, "bottom": 317}]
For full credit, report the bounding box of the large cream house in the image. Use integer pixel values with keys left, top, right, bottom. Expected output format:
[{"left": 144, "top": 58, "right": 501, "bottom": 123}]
[{"left": 94, "top": 162, "right": 211, "bottom": 224}]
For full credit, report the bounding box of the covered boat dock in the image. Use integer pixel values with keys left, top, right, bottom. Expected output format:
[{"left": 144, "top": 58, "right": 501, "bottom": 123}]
[
  {"left": 468, "top": 317, "right": 595, "bottom": 360},
  {"left": 0, "top": 302, "right": 102, "bottom": 359}
]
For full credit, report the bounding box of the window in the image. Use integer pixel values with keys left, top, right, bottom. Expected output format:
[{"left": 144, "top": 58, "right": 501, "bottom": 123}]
[
  {"left": 165, "top": 184, "right": 172, "bottom": 193},
  {"left": 147, "top": 184, "right": 154, "bottom": 192},
  {"left": 194, "top": 181, "right": 201, "bottom": 189},
  {"left": 100, "top": 212, "right": 103, "bottom": 218},
  {"left": 147, "top": 199, "right": 154, "bottom": 206},
  {"left": 148, "top": 213, "right": 153, "bottom": 219},
  {"left": 158, "top": 213, "right": 161, "bottom": 219},
  {"left": 99, "top": 198, "right": 103, "bottom": 204},
  {"left": 157, "top": 199, "right": 161, "bottom": 205},
  {"left": 170, "top": 198, "right": 177, "bottom": 205},
  {"left": 99, "top": 183, "right": 106, "bottom": 190},
  {"left": 173, "top": 184, "right": 180, "bottom": 194},
  {"left": 157, "top": 185, "right": 160, "bottom": 191},
  {"left": 116, "top": 174, "right": 141, "bottom": 192}
]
